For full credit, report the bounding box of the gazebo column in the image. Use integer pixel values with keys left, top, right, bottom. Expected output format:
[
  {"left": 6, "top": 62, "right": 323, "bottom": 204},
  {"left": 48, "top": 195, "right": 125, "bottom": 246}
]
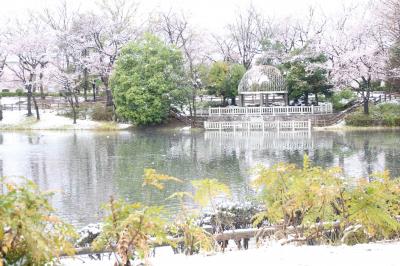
[
  {"left": 259, "top": 93, "right": 263, "bottom": 106},
  {"left": 266, "top": 94, "right": 269, "bottom": 107},
  {"left": 284, "top": 93, "right": 289, "bottom": 106},
  {"left": 239, "top": 94, "right": 245, "bottom": 107}
]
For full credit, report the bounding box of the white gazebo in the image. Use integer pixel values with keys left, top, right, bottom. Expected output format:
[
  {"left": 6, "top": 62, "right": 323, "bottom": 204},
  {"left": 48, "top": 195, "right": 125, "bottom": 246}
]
[{"left": 238, "top": 65, "right": 288, "bottom": 107}]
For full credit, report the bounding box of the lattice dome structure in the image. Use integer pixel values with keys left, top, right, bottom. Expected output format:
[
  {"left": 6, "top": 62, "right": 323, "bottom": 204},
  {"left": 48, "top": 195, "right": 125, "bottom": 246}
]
[{"left": 238, "top": 65, "right": 287, "bottom": 94}]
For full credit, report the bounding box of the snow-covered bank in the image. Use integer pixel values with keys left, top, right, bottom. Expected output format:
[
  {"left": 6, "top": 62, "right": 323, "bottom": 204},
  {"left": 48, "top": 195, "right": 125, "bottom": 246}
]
[
  {"left": 62, "top": 241, "right": 400, "bottom": 266},
  {"left": 0, "top": 110, "right": 132, "bottom": 130}
]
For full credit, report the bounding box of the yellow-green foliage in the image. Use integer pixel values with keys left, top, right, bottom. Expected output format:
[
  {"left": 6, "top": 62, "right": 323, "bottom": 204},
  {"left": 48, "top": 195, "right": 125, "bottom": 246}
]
[
  {"left": 0, "top": 178, "right": 77, "bottom": 266},
  {"left": 192, "top": 179, "right": 231, "bottom": 207},
  {"left": 167, "top": 190, "right": 213, "bottom": 255},
  {"left": 143, "top": 168, "right": 182, "bottom": 190},
  {"left": 345, "top": 171, "right": 400, "bottom": 239},
  {"left": 94, "top": 171, "right": 233, "bottom": 263},
  {"left": 168, "top": 215, "right": 214, "bottom": 255},
  {"left": 92, "top": 198, "right": 168, "bottom": 264},
  {"left": 252, "top": 156, "right": 400, "bottom": 243}
]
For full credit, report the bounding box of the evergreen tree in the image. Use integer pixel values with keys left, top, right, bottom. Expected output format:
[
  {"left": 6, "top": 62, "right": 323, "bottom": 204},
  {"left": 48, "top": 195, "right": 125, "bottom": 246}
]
[{"left": 111, "top": 34, "right": 184, "bottom": 125}]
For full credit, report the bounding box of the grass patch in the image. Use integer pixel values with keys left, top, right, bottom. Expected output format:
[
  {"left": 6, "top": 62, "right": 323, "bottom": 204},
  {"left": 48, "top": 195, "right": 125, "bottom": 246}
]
[
  {"left": 95, "top": 122, "right": 130, "bottom": 131},
  {"left": 345, "top": 103, "right": 400, "bottom": 127}
]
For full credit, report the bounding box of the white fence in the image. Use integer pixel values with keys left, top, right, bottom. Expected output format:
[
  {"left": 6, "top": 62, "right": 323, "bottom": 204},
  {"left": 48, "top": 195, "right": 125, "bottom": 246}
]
[
  {"left": 208, "top": 103, "right": 332, "bottom": 116},
  {"left": 204, "top": 131, "right": 314, "bottom": 151},
  {"left": 204, "top": 120, "right": 312, "bottom": 132}
]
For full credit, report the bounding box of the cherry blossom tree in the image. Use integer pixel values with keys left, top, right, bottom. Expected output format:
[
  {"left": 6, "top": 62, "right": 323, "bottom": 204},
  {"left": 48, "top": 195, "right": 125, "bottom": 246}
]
[
  {"left": 0, "top": 47, "right": 6, "bottom": 82},
  {"left": 6, "top": 17, "right": 54, "bottom": 119},
  {"left": 324, "top": 4, "right": 388, "bottom": 114},
  {"left": 80, "top": 0, "right": 139, "bottom": 108}
]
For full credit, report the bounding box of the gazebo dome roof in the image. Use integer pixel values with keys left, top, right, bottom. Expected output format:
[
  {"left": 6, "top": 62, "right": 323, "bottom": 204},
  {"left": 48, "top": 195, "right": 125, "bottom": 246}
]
[{"left": 238, "top": 65, "right": 287, "bottom": 94}]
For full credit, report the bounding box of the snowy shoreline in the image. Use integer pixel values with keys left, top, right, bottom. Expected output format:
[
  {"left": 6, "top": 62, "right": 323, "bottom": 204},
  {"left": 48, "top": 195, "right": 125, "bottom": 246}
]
[
  {"left": 61, "top": 241, "right": 400, "bottom": 266},
  {"left": 0, "top": 110, "right": 132, "bottom": 131}
]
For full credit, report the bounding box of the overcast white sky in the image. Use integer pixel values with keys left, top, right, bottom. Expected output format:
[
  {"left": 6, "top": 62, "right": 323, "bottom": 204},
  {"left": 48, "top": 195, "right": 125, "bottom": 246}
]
[{"left": 0, "top": 0, "right": 365, "bottom": 33}]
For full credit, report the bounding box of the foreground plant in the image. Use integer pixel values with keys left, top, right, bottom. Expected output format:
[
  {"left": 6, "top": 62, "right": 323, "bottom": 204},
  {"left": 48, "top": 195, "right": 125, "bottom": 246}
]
[
  {"left": 252, "top": 155, "right": 400, "bottom": 244},
  {"left": 93, "top": 198, "right": 168, "bottom": 266},
  {"left": 167, "top": 192, "right": 214, "bottom": 255},
  {"left": 93, "top": 170, "right": 234, "bottom": 263},
  {"left": 0, "top": 178, "right": 76, "bottom": 266}
]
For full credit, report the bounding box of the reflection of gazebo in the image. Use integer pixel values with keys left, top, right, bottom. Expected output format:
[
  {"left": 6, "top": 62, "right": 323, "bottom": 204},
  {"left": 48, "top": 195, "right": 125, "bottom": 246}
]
[{"left": 238, "top": 65, "right": 288, "bottom": 107}]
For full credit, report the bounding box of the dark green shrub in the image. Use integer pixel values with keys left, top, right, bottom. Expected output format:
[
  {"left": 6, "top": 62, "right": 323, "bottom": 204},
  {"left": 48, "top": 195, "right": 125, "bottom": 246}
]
[
  {"left": 15, "top": 89, "right": 24, "bottom": 96},
  {"left": 91, "top": 103, "right": 113, "bottom": 121},
  {"left": 0, "top": 91, "right": 21, "bottom": 97}
]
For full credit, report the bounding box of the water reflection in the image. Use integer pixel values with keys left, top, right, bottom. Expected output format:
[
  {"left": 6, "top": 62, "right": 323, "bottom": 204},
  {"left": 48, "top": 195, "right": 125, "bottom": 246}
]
[{"left": 0, "top": 129, "right": 399, "bottom": 227}]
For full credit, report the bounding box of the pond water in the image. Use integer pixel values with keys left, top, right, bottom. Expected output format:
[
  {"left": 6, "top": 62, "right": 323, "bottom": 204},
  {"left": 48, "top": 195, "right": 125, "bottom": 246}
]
[{"left": 0, "top": 129, "right": 399, "bottom": 227}]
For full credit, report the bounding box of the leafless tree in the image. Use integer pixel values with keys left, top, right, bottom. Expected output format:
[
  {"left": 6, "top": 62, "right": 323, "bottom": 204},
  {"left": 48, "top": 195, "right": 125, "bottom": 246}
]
[
  {"left": 155, "top": 10, "right": 208, "bottom": 124},
  {"left": 225, "top": 5, "right": 267, "bottom": 69}
]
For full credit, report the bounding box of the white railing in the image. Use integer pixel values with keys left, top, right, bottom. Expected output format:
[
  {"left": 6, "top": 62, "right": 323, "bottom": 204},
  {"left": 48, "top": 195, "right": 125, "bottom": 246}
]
[
  {"left": 208, "top": 103, "right": 332, "bottom": 116},
  {"left": 204, "top": 131, "right": 313, "bottom": 151},
  {"left": 204, "top": 120, "right": 312, "bottom": 132}
]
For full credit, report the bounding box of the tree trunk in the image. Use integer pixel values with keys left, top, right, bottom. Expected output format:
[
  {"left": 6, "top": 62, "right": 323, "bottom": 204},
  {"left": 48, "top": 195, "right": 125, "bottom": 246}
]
[
  {"left": 315, "top": 93, "right": 319, "bottom": 105},
  {"left": 26, "top": 84, "right": 33, "bottom": 116},
  {"left": 191, "top": 93, "right": 196, "bottom": 127},
  {"left": 92, "top": 82, "right": 96, "bottom": 102},
  {"left": 103, "top": 76, "right": 114, "bottom": 107},
  {"left": 74, "top": 93, "right": 80, "bottom": 108},
  {"left": 304, "top": 92, "right": 309, "bottom": 105},
  {"left": 72, "top": 105, "right": 77, "bottom": 124},
  {"left": 32, "top": 94, "right": 40, "bottom": 120},
  {"left": 68, "top": 97, "right": 77, "bottom": 124},
  {"left": 83, "top": 67, "right": 88, "bottom": 102},
  {"left": 39, "top": 72, "right": 45, "bottom": 99},
  {"left": 106, "top": 88, "right": 113, "bottom": 106},
  {"left": 363, "top": 97, "right": 369, "bottom": 115},
  {"left": 231, "top": 96, "right": 236, "bottom": 106}
]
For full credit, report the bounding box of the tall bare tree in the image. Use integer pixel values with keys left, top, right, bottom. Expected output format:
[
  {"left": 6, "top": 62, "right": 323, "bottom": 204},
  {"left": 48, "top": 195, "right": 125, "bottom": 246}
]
[
  {"left": 155, "top": 10, "right": 208, "bottom": 124},
  {"left": 225, "top": 5, "right": 266, "bottom": 69}
]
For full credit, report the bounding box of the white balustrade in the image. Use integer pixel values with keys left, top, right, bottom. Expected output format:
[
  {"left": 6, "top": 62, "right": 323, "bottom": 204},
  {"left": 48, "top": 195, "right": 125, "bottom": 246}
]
[
  {"left": 204, "top": 119, "right": 312, "bottom": 132},
  {"left": 207, "top": 103, "right": 332, "bottom": 116}
]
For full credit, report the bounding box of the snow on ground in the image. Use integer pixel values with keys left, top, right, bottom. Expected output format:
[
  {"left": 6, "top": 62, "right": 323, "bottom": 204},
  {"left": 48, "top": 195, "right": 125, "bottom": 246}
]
[
  {"left": 0, "top": 110, "right": 131, "bottom": 130},
  {"left": 61, "top": 241, "right": 400, "bottom": 266}
]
